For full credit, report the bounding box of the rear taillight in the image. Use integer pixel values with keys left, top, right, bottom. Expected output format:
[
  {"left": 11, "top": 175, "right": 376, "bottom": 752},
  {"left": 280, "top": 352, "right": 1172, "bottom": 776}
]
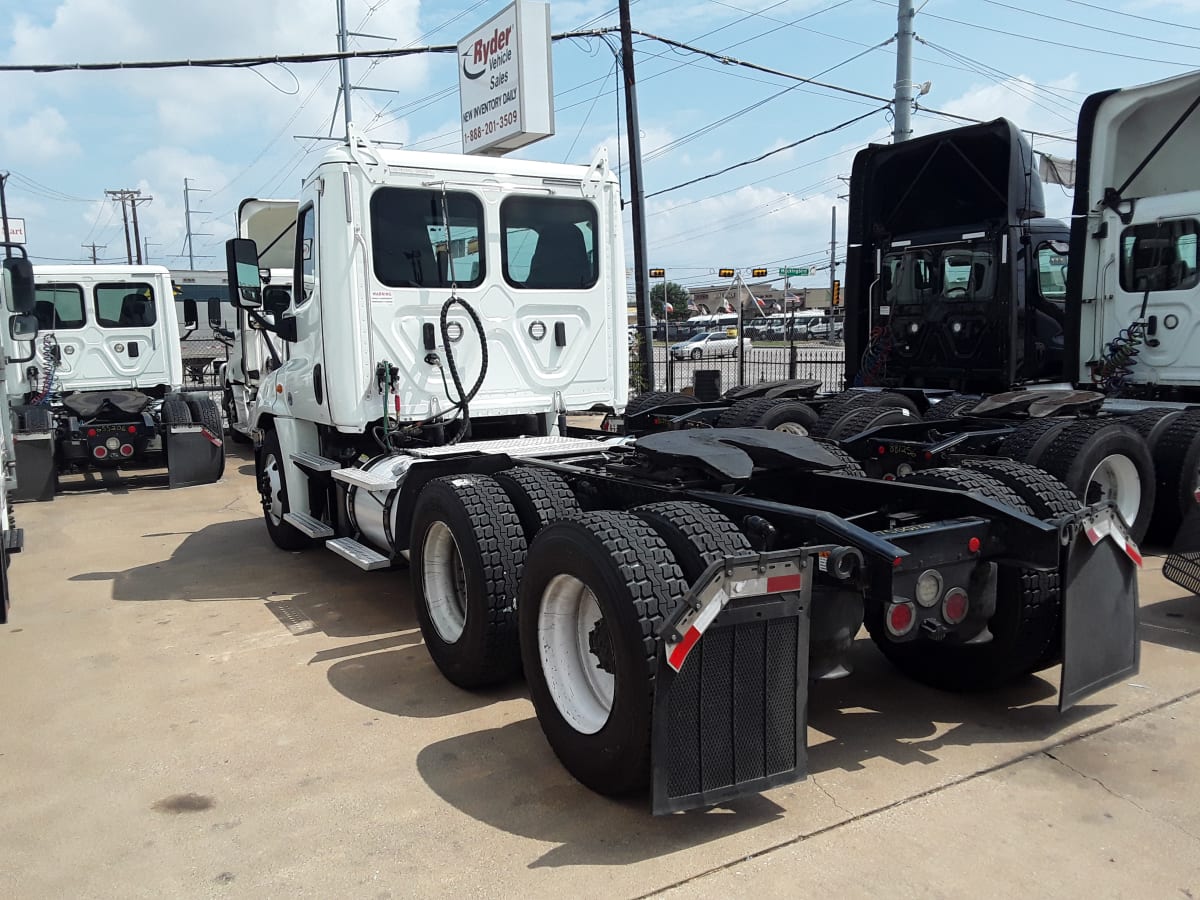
[
  {"left": 119, "top": 444, "right": 134, "bottom": 457},
  {"left": 886, "top": 601, "right": 916, "bottom": 636},
  {"left": 93, "top": 446, "right": 108, "bottom": 459},
  {"left": 942, "top": 587, "right": 969, "bottom": 625}
]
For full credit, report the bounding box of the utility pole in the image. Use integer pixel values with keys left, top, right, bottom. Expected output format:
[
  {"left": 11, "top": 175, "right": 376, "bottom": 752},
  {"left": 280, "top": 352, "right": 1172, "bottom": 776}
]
[
  {"left": 0, "top": 172, "right": 11, "bottom": 258},
  {"left": 129, "top": 194, "right": 151, "bottom": 264},
  {"left": 143, "top": 238, "right": 159, "bottom": 264},
  {"left": 893, "top": 0, "right": 916, "bottom": 143},
  {"left": 829, "top": 206, "right": 837, "bottom": 307},
  {"left": 619, "top": 0, "right": 654, "bottom": 392},
  {"left": 82, "top": 242, "right": 106, "bottom": 264},
  {"left": 106, "top": 189, "right": 134, "bottom": 264},
  {"left": 336, "top": 0, "right": 354, "bottom": 140},
  {"left": 183, "top": 178, "right": 210, "bottom": 269}
]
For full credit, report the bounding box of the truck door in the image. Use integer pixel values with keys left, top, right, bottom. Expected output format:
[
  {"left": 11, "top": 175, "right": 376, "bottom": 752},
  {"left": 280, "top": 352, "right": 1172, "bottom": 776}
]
[{"left": 283, "top": 201, "right": 332, "bottom": 424}]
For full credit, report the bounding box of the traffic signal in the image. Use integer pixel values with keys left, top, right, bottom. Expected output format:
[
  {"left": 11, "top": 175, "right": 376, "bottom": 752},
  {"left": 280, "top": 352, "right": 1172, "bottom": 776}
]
[
  {"left": 718, "top": 268, "right": 736, "bottom": 278},
  {"left": 751, "top": 267, "right": 767, "bottom": 278},
  {"left": 832, "top": 280, "right": 841, "bottom": 306},
  {"left": 648, "top": 268, "right": 665, "bottom": 278}
]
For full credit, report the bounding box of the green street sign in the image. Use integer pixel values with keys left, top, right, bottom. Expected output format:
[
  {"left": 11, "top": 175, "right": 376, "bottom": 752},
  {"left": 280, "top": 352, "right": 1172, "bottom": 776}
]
[{"left": 778, "top": 266, "right": 811, "bottom": 276}]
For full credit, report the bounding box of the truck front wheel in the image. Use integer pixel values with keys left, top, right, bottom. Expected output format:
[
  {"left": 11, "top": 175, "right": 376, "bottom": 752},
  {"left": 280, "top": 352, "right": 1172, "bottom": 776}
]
[
  {"left": 410, "top": 475, "right": 526, "bottom": 688},
  {"left": 257, "top": 430, "right": 313, "bottom": 552},
  {"left": 519, "top": 512, "right": 686, "bottom": 795}
]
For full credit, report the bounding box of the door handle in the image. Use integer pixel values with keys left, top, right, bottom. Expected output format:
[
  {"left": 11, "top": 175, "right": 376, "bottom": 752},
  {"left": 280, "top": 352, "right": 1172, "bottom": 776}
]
[{"left": 128, "top": 341, "right": 140, "bottom": 358}]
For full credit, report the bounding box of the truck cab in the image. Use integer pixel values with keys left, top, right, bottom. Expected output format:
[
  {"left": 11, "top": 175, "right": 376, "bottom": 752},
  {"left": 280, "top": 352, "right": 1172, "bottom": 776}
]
[{"left": 230, "top": 140, "right": 627, "bottom": 454}]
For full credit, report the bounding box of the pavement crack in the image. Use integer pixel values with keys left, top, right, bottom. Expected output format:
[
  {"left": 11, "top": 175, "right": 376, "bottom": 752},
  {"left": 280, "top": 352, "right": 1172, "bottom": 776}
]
[
  {"left": 1043, "top": 750, "right": 1200, "bottom": 844},
  {"left": 809, "top": 775, "right": 851, "bottom": 816}
]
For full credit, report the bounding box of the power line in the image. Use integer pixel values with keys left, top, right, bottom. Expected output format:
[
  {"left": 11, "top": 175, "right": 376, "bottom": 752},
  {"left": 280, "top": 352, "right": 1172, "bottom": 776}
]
[
  {"left": 981, "top": 0, "right": 1200, "bottom": 51},
  {"left": 1058, "top": 0, "right": 1200, "bottom": 34},
  {"left": 646, "top": 106, "right": 889, "bottom": 199},
  {"left": 866, "top": 0, "right": 1200, "bottom": 68}
]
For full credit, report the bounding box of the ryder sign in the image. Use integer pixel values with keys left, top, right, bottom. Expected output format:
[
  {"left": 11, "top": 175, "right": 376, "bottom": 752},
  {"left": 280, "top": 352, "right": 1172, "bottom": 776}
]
[{"left": 458, "top": 0, "right": 554, "bottom": 155}]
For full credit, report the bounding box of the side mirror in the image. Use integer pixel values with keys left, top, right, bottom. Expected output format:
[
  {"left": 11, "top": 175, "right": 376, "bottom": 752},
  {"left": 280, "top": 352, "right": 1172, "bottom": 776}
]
[
  {"left": 206, "top": 298, "right": 221, "bottom": 326},
  {"left": 9, "top": 312, "right": 38, "bottom": 341},
  {"left": 183, "top": 299, "right": 198, "bottom": 329},
  {"left": 3, "top": 257, "right": 35, "bottom": 313},
  {"left": 263, "top": 286, "right": 291, "bottom": 316},
  {"left": 225, "top": 238, "right": 262, "bottom": 308}
]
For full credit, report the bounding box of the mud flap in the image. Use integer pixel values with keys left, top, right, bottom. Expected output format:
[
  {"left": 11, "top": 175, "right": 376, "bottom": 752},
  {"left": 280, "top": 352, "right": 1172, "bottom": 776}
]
[
  {"left": 651, "top": 589, "right": 811, "bottom": 814},
  {"left": 165, "top": 425, "right": 225, "bottom": 489},
  {"left": 12, "top": 433, "right": 56, "bottom": 502},
  {"left": 1059, "top": 515, "right": 1140, "bottom": 711}
]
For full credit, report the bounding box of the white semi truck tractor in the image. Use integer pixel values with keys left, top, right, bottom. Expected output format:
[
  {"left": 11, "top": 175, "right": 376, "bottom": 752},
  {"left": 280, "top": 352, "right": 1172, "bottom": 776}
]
[{"left": 227, "top": 134, "right": 1142, "bottom": 813}]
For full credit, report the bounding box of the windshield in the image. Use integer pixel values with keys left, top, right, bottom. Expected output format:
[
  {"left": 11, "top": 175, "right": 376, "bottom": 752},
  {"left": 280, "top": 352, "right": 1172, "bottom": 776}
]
[
  {"left": 1038, "top": 243, "right": 1069, "bottom": 300},
  {"left": 883, "top": 240, "right": 998, "bottom": 305}
]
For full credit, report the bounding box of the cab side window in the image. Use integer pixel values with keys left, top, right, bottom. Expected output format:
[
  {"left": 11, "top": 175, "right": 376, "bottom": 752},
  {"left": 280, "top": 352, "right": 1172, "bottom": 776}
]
[
  {"left": 1120, "top": 220, "right": 1200, "bottom": 293},
  {"left": 34, "top": 283, "right": 86, "bottom": 330},
  {"left": 95, "top": 283, "right": 156, "bottom": 328},
  {"left": 295, "top": 205, "right": 315, "bottom": 306}
]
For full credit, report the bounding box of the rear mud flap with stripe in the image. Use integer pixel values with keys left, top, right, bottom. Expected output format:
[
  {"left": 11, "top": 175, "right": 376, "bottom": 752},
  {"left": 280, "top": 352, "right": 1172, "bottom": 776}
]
[
  {"left": 1059, "top": 526, "right": 1140, "bottom": 712},
  {"left": 651, "top": 594, "right": 810, "bottom": 814},
  {"left": 166, "top": 426, "right": 225, "bottom": 489}
]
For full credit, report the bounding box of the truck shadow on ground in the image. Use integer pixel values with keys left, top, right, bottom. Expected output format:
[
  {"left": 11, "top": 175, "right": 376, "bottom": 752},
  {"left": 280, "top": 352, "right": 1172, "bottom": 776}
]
[
  {"left": 384, "top": 638, "right": 1113, "bottom": 869},
  {"left": 1139, "top": 593, "right": 1200, "bottom": 654},
  {"left": 69, "top": 517, "right": 414, "bottom": 641}
]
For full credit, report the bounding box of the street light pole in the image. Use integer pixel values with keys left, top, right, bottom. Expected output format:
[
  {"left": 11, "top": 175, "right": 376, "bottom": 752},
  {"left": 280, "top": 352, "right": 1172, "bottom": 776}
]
[{"left": 619, "top": 0, "right": 654, "bottom": 393}]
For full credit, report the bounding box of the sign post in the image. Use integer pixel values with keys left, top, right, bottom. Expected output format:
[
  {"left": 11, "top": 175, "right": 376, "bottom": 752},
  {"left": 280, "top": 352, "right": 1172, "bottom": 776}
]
[{"left": 458, "top": 0, "right": 555, "bottom": 156}]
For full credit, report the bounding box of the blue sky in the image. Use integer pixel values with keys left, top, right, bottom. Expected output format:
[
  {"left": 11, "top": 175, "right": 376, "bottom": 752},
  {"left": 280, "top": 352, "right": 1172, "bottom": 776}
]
[{"left": 2, "top": 0, "right": 1198, "bottom": 296}]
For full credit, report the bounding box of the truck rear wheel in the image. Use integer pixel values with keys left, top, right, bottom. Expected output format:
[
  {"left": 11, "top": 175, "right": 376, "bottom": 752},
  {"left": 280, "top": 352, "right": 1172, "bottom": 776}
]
[
  {"left": 519, "top": 512, "right": 687, "bottom": 795},
  {"left": 411, "top": 475, "right": 526, "bottom": 688},
  {"left": 1025, "top": 419, "right": 1154, "bottom": 543},
  {"left": 493, "top": 466, "right": 581, "bottom": 542},
  {"left": 810, "top": 390, "right": 875, "bottom": 437},
  {"left": 869, "top": 468, "right": 1061, "bottom": 691},
  {"left": 925, "top": 393, "right": 979, "bottom": 421},
  {"left": 160, "top": 399, "right": 192, "bottom": 427},
  {"left": 625, "top": 391, "right": 698, "bottom": 417},
  {"left": 961, "top": 458, "right": 1083, "bottom": 520},
  {"left": 632, "top": 501, "right": 751, "bottom": 579},
  {"left": 257, "top": 430, "right": 313, "bottom": 552},
  {"left": 186, "top": 397, "right": 226, "bottom": 479},
  {"left": 716, "top": 397, "right": 818, "bottom": 434},
  {"left": 1146, "top": 409, "right": 1200, "bottom": 542},
  {"left": 826, "top": 405, "right": 912, "bottom": 441}
]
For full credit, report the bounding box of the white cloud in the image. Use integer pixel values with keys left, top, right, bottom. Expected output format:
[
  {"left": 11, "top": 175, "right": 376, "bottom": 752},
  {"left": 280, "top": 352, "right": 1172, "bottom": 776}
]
[{"left": 0, "top": 107, "right": 80, "bottom": 164}]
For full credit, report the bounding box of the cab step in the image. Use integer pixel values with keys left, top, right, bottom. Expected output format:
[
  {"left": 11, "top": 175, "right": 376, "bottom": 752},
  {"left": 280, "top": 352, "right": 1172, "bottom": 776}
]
[
  {"left": 325, "top": 537, "right": 390, "bottom": 571},
  {"left": 291, "top": 451, "right": 340, "bottom": 473},
  {"left": 332, "top": 466, "right": 400, "bottom": 492},
  {"left": 283, "top": 512, "right": 334, "bottom": 539}
]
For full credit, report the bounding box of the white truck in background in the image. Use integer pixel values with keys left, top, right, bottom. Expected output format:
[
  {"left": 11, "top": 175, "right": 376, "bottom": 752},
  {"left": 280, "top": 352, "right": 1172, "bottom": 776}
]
[
  {"left": 0, "top": 245, "right": 39, "bottom": 621},
  {"left": 16, "top": 264, "right": 225, "bottom": 493}
]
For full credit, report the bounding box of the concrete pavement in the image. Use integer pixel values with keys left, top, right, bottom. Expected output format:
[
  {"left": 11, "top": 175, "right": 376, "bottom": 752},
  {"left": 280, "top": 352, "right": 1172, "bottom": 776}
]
[{"left": 1, "top": 449, "right": 1198, "bottom": 898}]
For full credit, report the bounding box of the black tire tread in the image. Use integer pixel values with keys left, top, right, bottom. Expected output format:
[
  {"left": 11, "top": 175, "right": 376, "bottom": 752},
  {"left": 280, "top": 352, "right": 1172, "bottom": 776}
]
[
  {"left": 814, "top": 441, "right": 868, "bottom": 477},
  {"left": 160, "top": 399, "right": 192, "bottom": 425},
  {"left": 626, "top": 391, "right": 697, "bottom": 417},
  {"left": 493, "top": 466, "right": 582, "bottom": 541},
  {"left": 961, "top": 458, "right": 1082, "bottom": 519},
  {"left": 810, "top": 390, "right": 874, "bottom": 437},
  {"left": 997, "top": 417, "right": 1067, "bottom": 462},
  {"left": 827, "top": 405, "right": 911, "bottom": 441},
  {"left": 186, "top": 397, "right": 223, "bottom": 437},
  {"left": 631, "top": 501, "right": 751, "bottom": 580},
  {"left": 415, "top": 474, "right": 527, "bottom": 687},
  {"left": 1148, "top": 408, "right": 1200, "bottom": 537},
  {"left": 925, "top": 393, "right": 980, "bottom": 421}
]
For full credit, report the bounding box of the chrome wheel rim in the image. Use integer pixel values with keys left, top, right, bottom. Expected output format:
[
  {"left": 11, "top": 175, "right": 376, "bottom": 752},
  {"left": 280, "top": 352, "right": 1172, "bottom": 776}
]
[
  {"left": 773, "top": 422, "right": 809, "bottom": 436},
  {"left": 422, "top": 521, "right": 468, "bottom": 644},
  {"left": 1086, "top": 453, "right": 1141, "bottom": 529},
  {"left": 262, "top": 452, "right": 285, "bottom": 525},
  {"left": 538, "top": 574, "right": 614, "bottom": 735}
]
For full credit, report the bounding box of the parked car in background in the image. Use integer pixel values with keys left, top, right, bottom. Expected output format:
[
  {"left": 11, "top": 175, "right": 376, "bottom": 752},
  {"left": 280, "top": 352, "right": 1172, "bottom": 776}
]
[
  {"left": 668, "top": 331, "right": 751, "bottom": 359},
  {"left": 803, "top": 316, "right": 845, "bottom": 341}
]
